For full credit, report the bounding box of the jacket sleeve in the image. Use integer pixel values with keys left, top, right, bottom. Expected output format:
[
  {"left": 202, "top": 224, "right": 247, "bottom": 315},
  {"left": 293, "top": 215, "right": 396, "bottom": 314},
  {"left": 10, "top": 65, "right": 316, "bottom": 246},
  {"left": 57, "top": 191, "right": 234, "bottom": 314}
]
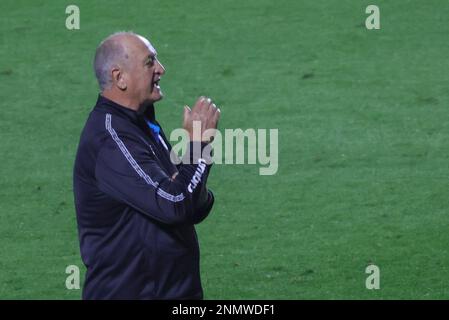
[{"left": 95, "top": 132, "right": 214, "bottom": 225}]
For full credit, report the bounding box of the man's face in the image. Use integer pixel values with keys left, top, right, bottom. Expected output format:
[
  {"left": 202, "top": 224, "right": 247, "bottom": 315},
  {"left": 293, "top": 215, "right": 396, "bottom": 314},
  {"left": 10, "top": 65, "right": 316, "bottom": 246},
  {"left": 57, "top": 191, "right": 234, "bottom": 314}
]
[{"left": 124, "top": 36, "right": 165, "bottom": 107}]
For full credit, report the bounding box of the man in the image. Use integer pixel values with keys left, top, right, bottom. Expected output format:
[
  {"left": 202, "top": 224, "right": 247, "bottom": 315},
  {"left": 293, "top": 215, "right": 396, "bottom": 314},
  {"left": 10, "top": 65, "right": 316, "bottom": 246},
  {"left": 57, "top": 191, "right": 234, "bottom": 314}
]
[{"left": 73, "top": 31, "right": 220, "bottom": 299}]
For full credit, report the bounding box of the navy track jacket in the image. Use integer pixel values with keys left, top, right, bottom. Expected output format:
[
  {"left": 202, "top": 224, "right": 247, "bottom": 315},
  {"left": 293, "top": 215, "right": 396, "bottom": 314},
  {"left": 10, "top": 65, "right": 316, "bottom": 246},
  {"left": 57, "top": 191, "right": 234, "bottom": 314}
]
[{"left": 73, "top": 95, "right": 214, "bottom": 299}]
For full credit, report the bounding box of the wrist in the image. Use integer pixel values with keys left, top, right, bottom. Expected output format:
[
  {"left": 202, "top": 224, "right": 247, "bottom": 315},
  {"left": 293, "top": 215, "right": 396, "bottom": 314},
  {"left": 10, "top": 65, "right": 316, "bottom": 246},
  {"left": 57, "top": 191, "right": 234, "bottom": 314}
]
[{"left": 182, "top": 141, "right": 213, "bottom": 165}]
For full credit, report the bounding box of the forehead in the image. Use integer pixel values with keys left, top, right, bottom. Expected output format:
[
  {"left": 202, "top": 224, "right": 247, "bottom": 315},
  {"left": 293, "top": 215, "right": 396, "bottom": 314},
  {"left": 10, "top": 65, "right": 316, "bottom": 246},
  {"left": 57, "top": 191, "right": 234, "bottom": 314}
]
[{"left": 136, "top": 35, "right": 157, "bottom": 56}]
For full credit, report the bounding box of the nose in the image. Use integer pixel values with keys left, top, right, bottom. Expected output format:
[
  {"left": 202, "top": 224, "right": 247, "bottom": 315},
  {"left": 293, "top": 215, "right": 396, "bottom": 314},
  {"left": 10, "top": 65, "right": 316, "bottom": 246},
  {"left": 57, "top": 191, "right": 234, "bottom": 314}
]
[{"left": 156, "top": 59, "right": 165, "bottom": 76}]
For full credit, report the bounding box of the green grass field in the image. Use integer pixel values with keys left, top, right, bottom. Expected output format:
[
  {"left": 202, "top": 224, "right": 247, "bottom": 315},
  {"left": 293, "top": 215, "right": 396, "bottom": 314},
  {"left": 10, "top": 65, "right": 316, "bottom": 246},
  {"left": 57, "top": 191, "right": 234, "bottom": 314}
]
[{"left": 1, "top": 0, "right": 449, "bottom": 299}]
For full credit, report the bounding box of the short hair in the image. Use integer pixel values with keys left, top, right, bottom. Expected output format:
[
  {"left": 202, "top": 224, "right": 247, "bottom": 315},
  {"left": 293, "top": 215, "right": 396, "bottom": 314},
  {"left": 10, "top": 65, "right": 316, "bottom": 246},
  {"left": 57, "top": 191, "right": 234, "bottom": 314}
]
[{"left": 93, "top": 31, "right": 136, "bottom": 91}]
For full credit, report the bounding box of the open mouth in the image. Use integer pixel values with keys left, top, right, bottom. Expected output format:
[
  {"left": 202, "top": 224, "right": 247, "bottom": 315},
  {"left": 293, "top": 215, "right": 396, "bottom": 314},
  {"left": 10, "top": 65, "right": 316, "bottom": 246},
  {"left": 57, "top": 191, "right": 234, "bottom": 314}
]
[{"left": 153, "top": 78, "right": 160, "bottom": 89}]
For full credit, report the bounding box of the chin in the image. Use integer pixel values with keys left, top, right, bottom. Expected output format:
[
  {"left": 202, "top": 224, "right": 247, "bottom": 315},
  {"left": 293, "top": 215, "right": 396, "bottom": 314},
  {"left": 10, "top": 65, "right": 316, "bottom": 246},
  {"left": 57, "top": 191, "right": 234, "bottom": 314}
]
[{"left": 152, "top": 93, "right": 163, "bottom": 103}]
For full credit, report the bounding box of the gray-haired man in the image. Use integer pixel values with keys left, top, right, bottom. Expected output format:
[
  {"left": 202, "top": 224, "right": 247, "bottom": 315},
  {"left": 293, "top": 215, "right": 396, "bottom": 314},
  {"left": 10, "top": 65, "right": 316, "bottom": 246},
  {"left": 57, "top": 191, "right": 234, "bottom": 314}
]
[{"left": 73, "top": 32, "right": 220, "bottom": 299}]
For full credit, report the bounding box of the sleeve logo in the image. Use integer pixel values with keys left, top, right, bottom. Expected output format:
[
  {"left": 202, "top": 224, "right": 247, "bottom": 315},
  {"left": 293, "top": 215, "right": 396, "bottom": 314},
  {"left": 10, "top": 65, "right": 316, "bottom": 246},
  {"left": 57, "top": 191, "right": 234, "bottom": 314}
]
[{"left": 187, "top": 158, "right": 207, "bottom": 193}]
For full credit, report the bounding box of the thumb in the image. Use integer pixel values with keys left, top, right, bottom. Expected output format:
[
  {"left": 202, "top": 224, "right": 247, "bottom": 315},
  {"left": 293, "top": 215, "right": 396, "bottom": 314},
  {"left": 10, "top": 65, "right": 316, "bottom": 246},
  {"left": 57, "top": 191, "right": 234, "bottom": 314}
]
[
  {"left": 183, "top": 105, "right": 191, "bottom": 118},
  {"left": 183, "top": 105, "right": 191, "bottom": 127}
]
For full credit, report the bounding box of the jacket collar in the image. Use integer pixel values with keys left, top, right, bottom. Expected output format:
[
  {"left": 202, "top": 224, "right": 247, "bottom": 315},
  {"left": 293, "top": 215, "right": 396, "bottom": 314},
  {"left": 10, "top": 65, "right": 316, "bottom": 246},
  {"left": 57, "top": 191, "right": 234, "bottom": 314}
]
[{"left": 95, "top": 94, "right": 156, "bottom": 124}]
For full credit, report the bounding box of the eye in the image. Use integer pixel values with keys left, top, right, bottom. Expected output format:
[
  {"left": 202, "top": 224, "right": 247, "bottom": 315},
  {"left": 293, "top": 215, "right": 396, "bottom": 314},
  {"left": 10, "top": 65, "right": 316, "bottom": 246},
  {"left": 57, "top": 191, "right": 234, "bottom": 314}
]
[{"left": 145, "top": 57, "right": 155, "bottom": 67}]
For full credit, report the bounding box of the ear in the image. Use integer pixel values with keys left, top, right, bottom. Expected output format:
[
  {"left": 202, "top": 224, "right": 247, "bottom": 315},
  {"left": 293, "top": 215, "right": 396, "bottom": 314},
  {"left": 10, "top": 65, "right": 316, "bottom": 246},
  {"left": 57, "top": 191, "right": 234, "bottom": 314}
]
[{"left": 111, "top": 67, "right": 127, "bottom": 90}]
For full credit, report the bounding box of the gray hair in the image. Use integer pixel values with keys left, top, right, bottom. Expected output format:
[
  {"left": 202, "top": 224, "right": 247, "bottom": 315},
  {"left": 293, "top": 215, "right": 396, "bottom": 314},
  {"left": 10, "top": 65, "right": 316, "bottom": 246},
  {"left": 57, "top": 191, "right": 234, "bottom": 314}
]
[{"left": 93, "top": 31, "right": 137, "bottom": 91}]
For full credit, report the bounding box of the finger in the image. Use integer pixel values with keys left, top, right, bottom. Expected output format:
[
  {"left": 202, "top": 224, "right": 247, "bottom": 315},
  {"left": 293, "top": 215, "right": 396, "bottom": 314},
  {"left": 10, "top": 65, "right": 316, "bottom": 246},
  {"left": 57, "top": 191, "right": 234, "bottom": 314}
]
[
  {"left": 194, "top": 96, "right": 206, "bottom": 111},
  {"left": 212, "top": 107, "right": 221, "bottom": 127},
  {"left": 205, "top": 97, "right": 213, "bottom": 109},
  {"left": 183, "top": 105, "right": 191, "bottom": 118},
  {"left": 203, "top": 98, "right": 214, "bottom": 119},
  {"left": 194, "top": 98, "right": 208, "bottom": 119},
  {"left": 198, "top": 96, "right": 209, "bottom": 107},
  {"left": 183, "top": 105, "right": 191, "bottom": 127},
  {"left": 207, "top": 102, "right": 216, "bottom": 113}
]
